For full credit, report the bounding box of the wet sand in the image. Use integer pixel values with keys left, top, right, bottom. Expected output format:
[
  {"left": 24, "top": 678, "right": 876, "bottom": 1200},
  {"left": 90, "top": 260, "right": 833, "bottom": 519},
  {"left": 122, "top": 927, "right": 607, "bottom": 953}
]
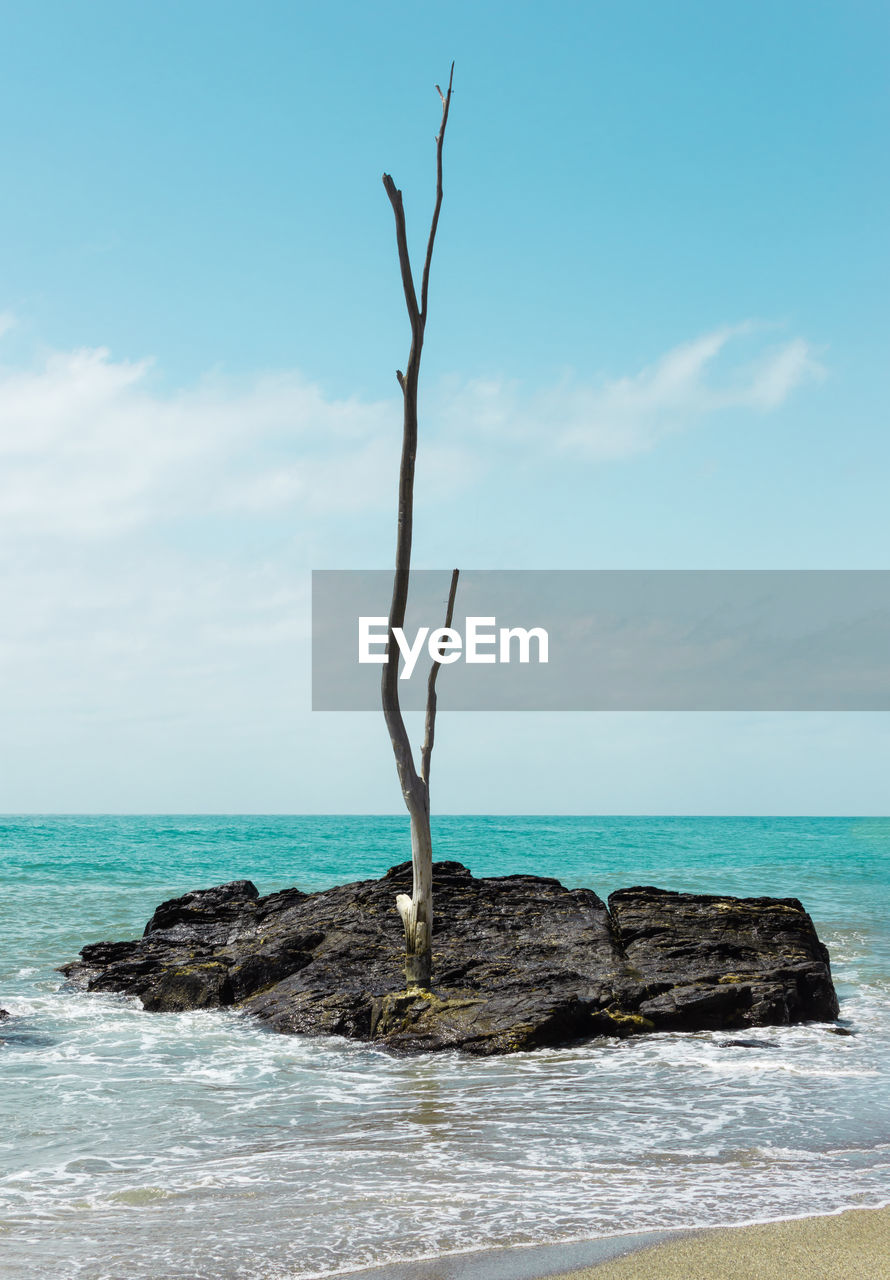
[
  {"left": 337, "top": 1232, "right": 670, "bottom": 1280},
  {"left": 339, "top": 1205, "right": 889, "bottom": 1280},
  {"left": 551, "top": 1205, "right": 890, "bottom": 1280}
]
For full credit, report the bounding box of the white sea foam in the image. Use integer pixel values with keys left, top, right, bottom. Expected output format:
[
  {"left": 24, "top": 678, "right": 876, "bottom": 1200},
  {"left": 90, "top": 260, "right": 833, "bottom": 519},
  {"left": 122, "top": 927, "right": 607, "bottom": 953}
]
[{"left": 4, "top": 982, "right": 889, "bottom": 1280}]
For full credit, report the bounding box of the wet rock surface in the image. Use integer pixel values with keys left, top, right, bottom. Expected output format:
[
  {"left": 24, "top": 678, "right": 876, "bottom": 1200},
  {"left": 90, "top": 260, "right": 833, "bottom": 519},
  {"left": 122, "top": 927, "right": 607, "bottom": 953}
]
[{"left": 60, "top": 861, "right": 840, "bottom": 1054}]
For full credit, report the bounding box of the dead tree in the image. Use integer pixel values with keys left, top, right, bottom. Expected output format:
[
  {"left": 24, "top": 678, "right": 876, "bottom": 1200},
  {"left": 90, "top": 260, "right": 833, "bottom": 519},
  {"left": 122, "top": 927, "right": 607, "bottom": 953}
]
[{"left": 381, "top": 65, "right": 457, "bottom": 991}]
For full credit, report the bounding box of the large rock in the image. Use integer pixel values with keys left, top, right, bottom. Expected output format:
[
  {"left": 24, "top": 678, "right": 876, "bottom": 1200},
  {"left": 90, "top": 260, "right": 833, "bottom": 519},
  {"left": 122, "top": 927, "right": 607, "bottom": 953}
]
[
  {"left": 608, "top": 887, "right": 839, "bottom": 1030},
  {"left": 60, "top": 861, "right": 839, "bottom": 1054}
]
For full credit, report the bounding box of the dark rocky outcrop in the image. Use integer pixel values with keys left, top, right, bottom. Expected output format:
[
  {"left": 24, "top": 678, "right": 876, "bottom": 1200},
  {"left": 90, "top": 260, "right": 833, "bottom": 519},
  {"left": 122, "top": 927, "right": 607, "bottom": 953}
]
[
  {"left": 607, "top": 886, "right": 839, "bottom": 1032},
  {"left": 60, "top": 861, "right": 839, "bottom": 1055}
]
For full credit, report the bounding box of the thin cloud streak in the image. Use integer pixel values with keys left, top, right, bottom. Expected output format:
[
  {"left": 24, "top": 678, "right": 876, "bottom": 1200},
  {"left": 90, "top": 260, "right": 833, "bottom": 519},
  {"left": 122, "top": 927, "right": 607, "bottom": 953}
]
[
  {"left": 443, "top": 325, "right": 826, "bottom": 463},
  {"left": 0, "top": 322, "right": 824, "bottom": 539}
]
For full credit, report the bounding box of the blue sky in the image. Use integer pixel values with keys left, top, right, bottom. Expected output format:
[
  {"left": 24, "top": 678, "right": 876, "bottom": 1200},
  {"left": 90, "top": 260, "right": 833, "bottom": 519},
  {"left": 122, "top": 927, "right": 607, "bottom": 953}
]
[{"left": 0, "top": 1, "right": 888, "bottom": 812}]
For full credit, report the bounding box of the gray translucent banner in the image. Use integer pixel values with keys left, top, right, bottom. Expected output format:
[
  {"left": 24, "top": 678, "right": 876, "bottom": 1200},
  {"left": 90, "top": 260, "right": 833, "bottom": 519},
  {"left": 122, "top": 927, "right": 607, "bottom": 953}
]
[{"left": 311, "top": 570, "right": 890, "bottom": 711}]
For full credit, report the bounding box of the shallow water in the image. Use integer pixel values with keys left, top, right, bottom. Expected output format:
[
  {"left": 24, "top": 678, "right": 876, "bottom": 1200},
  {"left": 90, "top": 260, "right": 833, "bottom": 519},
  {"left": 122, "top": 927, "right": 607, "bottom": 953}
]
[{"left": 2, "top": 816, "right": 889, "bottom": 1279}]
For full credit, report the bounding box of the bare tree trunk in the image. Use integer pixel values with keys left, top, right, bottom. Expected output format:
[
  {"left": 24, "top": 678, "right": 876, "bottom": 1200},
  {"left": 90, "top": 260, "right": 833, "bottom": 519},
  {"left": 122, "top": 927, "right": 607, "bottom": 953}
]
[
  {"left": 392, "top": 567, "right": 458, "bottom": 989},
  {"left": 396, "top": 795, "right": 433, "bottom": 989},
  {"left": 381, "top": 66, "right": 456, "bottom": 991}
]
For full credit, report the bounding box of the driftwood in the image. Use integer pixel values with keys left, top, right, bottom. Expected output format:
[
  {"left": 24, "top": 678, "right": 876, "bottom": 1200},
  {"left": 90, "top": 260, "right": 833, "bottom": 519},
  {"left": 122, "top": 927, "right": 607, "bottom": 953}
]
[{"left": 381, "top": 65, "right": 457, "bottom": 990}]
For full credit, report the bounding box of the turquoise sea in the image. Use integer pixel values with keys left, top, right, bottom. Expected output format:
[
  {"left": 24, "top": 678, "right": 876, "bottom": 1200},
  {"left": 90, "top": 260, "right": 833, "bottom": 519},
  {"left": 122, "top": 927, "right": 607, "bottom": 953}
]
[{"left": 2, "top": 815, "right": 889, "bottom": 1279}]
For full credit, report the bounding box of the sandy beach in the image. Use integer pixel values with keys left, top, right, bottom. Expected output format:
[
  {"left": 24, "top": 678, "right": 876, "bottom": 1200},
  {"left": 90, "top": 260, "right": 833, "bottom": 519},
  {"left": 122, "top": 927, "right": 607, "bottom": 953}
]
[
  {"left": 552, "top": 1205, "right": 890, "bottom": 1280},
  {"left": 338, "top": 1206, "right": 889, "bottom": 1280}
]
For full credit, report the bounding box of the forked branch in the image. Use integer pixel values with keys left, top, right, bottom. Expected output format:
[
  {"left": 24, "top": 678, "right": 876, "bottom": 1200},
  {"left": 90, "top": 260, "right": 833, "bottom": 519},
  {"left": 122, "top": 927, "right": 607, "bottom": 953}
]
[
  {"left": 380, "top": 176, "right": 420, "bottom": 332},
  {"left": 420, "top": 62, "right": 454, "bottom": 322},
  {"left": 421, "top": 567, "right": 460, "bottom": 786}
]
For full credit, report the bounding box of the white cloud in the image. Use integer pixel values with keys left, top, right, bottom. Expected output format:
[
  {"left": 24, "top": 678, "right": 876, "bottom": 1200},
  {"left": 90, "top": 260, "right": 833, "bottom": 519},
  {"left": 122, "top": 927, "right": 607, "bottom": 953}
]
[
  {"left": 0, "top": 319, "right": 833, "bottom": 810},
  {"left": 555, "top": 326, "right": 825, "bottom": 459},
  {"left": 439, "top": 324, "right": 825, "bottom": 463},
  {"left": 0, "top": 322, "right": 823, "bottom": 540},
  {"left": 743, "top": 336, "right": 823, "bottom": 410},
  {"left": 0, "top": 349, "right": 405, "bottom": 535}
]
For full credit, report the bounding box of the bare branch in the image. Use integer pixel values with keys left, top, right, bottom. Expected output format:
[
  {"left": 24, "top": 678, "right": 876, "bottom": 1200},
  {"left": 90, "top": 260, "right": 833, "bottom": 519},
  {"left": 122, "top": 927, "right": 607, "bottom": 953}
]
[
  {"left": 420, "top": 62, "right": 454, "bottom": 323},
  {"left": 420, "top": 567, "right": 460, "bottom": 785},
  {"left": 382, "top": 174, "right": 420, "bottom": 330},
  {"left": 382, "top": 569, "right": 422, "bottom": 809},
  {"left": 381, "top": 361, "right": 422, "bottom": 806}
]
